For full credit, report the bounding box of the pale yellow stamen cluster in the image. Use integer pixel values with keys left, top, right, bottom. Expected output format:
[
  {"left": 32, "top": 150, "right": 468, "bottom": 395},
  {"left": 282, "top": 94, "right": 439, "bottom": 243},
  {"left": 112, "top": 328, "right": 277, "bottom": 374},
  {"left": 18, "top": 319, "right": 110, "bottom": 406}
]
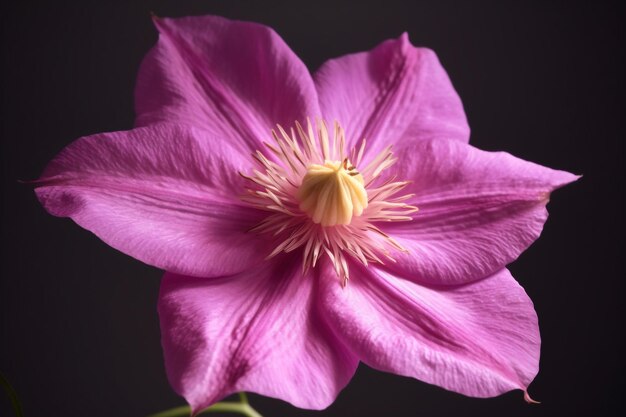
[
  {"left": 240, "top": 119, "right": 418, "bottom": 286},
  {"left": 297, "top": 159, "right": 367, "bottom": 226}
]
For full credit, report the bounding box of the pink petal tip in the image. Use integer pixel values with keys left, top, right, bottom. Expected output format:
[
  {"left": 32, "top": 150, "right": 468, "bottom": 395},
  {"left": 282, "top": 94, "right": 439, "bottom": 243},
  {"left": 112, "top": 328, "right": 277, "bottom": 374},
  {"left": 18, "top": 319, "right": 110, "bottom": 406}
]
[{"left": 524, "top": 390, "right": 541, "bottom": 404}]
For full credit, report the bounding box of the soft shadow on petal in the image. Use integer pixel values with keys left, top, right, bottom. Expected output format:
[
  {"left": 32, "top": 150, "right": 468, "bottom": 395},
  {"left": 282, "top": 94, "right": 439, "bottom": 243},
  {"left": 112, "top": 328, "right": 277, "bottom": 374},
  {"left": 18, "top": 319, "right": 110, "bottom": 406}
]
[
  {"left": 135, "top": 14, "right": 320, "bottom": 154},
  {"left": 320, "top": 264, "right": 540, "bottom": 398},
  {"left": 35, "top": 123, "right": 267, "bottom": 277},
  {"left": 314, "top": 33, "right": 469, "bottom": 160},
  {"left": 158, "top": 258, "right": 359, "bottom": 414},
  {"left": 380, "top": 137, "right": 579, "bottom": 285}
]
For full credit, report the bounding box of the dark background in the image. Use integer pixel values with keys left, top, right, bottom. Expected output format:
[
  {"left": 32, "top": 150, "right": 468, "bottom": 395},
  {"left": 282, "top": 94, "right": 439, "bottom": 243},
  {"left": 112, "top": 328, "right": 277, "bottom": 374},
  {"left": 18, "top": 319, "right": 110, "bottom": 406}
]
[{"left": 1, "top": 1, "right": 623, "bottom": 416}]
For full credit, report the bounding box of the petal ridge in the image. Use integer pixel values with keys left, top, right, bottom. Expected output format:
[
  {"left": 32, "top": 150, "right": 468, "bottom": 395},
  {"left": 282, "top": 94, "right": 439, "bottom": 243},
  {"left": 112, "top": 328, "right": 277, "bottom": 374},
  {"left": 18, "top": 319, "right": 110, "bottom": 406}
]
[
  {"left": 319, "top": 264, "right": 540, "bottom": 398},
  {"left": 159, "top": 258, "right": 359, "bottom": 413},
  {"left": 379, "top": 137, "right": 578, "bottom": 285},
  {"left": 315, "top": 33, "right": 470, "bottom": 160},
  {"left": 135, "top": 14, "right": 321, "bottom": 153},
  {"left": 35, "top": 123, "right": 268, "bottom": 277}
]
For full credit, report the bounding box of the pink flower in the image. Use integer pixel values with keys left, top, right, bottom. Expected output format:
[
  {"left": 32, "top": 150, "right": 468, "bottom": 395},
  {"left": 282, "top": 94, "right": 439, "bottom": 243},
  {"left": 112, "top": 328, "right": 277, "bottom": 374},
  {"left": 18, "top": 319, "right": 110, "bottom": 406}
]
[{"left": 35, "top": 14, "right": 577, "bottom": 414}]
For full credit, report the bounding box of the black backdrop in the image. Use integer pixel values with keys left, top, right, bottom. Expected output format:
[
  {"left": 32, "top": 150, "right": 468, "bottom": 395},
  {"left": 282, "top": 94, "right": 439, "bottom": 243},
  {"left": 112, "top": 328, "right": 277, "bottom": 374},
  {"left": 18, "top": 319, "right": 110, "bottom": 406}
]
[{"left": 1, "top": 1, "right": 624, "bottom": 416}]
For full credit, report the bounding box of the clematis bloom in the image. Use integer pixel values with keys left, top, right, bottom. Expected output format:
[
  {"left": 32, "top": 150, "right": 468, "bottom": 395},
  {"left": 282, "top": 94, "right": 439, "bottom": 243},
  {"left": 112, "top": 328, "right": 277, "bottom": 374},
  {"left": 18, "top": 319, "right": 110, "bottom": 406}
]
[{"left": 35, "top": 15, "right": 577, "bottom": 414}]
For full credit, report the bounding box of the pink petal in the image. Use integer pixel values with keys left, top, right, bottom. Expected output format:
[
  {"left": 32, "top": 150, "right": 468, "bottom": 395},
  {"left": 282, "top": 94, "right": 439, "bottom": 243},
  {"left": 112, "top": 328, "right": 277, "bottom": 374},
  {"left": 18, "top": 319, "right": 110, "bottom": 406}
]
[
  {"left": 314, "top": 33, "right": 469, "bottom": 160},
  {"left": 383, "top": 137, "right": 579, "bottom": 285},
  {"left": 135, "top": 15, "right": 320, "bottom": 154},
  {"left": 158, "top": 259, "right": 358, "bottom": 413},
  {"left": 35, "top": 123, "right": 267, "bottom": 277},
  {"left": 319, "top": 264, "right": 540, "bottom": 398}
]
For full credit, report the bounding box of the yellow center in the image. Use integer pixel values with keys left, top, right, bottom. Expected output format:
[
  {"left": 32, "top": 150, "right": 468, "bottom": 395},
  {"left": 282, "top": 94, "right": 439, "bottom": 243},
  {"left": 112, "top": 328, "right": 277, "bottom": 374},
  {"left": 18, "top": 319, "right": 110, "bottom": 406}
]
[{"left": 297, "top": 159, "right": 368, "bottom": 227}]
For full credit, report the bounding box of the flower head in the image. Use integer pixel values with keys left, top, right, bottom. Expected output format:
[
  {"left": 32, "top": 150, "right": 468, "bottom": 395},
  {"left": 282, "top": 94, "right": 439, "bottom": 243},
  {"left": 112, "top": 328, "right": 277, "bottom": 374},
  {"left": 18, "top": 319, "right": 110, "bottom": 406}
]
[{"left": 35, "top": 14, "right": 577, "bottom": 414}]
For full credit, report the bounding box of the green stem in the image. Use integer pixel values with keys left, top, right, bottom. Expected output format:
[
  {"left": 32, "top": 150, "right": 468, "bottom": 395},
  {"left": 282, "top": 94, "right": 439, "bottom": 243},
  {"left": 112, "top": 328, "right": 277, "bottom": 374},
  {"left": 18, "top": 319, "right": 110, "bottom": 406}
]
[
  {"left": 147, "top": 393, "right": 262, "bottom": 417},
  {"left": 0, "top": 371, "right": 24, "bottom": 417},
  {"left": 147, "top": 405, "right": 191, "bottom": 417}
]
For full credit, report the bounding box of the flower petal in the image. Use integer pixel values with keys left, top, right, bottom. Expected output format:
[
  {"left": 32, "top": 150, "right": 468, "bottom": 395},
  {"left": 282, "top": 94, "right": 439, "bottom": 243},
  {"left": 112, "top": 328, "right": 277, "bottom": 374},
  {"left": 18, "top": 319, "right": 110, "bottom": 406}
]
[
  {"left": 382, "top": 137, "right": 579, "bottom": 285},
  {"left": 320, "top": 264, "right": 540, "bottom": 398},
  {"left": 158, "top": 259, "right": 358, "bottom": 413},
  {"left": 35, "top": 123, "right": 267, "bottom": 277},
  {"left": 314, "top": 33, "right": 469, "bottom": 159},
  {"left": 135, "top": 15, "right": 320, "bottom": 154}
]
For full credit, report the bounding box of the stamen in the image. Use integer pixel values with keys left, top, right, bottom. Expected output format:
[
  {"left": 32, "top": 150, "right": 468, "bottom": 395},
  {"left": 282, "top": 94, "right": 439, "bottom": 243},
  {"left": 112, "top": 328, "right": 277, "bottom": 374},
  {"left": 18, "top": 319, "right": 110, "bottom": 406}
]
[
  {"left": 240, "top": 119, "right": 418, "bottom": 285},
  {"left": 297, "top": 160, "right": 367, "bottom": 226}
]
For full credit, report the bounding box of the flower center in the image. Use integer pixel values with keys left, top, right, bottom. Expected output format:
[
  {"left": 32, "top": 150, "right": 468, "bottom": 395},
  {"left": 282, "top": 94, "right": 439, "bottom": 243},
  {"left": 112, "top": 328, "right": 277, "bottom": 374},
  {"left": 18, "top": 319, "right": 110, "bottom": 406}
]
[
  {"left": 297, "top": 159, "right": 367, "bottom": 226},
  {"left": 240, "top": 118, "right": 418, "bottom": 286}
]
